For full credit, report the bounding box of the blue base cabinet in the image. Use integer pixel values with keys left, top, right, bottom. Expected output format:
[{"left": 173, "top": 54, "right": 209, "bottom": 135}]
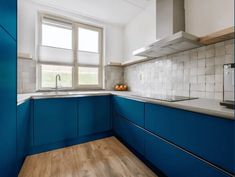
[
  {"left": 145, "top": 103, "right": 234, "bottom": 174},
  {"left": 33, "top": 98, "right": 78, "bottom": 146},
  {"left": 113, "top": 115, "right": 145, "bottom": 156},
  {"left": 78, "top": 96, "right": 111, "bottom": 136},
  {"left": 145, "top": 132, "right": 230, "bottom": 177},
  {"left": 0, "top": 26, "right": 17, "bottom": 177},
  {"left": 113, "top": 96, "right": 145, "bottom": 127},
  {"left": 17, "top": 100, "right": 31, "bottom": 172},
  {"left": 112, "top": 96, "right": 234, "bottom": 177}
]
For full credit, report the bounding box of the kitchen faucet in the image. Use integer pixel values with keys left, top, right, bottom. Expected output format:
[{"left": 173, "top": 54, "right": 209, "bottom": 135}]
[{"left": 55, "top": 74, "right": 61, "bottom": 92}]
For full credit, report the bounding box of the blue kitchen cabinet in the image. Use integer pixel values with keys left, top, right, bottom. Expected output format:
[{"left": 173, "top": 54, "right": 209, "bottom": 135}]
[
  {"left": 33, "top": 98, "right": 78, "bottom": 146},
  {"left": 17, "top": 100, "right": 31, "bottom": 172},
  {"left": 145, "top": 103, "right": 234, "bottom": 174},
  {"left": 78, "top": 96, "right": 111, "bottom": 136},
  {"left": 0, "top": 27, "right": 17, "bottom": 177},
  {"left": 0, "top": 0, "right": 17, "bottom": 40},
  {"left": 113, "top": 115, "right": 145, "bottom": 156},
  {"left": 113, "top": 96, "right": 145, "bottom": 127},
  {"left": 145, "top": 132, "right": 230, "bottom": 177}
]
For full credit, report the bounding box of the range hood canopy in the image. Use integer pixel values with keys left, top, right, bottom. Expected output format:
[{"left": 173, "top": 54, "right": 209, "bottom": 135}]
[
  {"left": 133, "top": 31, "right": 203, "bottom": 58},
  {"left": 133, "top": 0, "right": 203, "bottom": 58}
]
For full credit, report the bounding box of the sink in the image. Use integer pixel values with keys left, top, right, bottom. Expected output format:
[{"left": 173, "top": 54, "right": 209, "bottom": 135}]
[{"left": 39, "top": 91, "right": 69, "bottom": 96}]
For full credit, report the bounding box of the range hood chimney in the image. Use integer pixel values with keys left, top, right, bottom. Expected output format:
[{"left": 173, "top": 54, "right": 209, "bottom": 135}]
[{"left": 133, "top": 0, "right": 203, "bottom": 58}]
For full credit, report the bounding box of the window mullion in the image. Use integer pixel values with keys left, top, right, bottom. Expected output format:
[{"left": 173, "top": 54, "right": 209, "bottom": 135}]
[{"left": 73, "top": 23, "right": 78, "bottom": 89}]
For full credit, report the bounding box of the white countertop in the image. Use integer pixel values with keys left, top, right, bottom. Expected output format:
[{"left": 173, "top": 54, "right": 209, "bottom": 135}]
[{"left": 17, "top": 91, "right": 234, "bottom": 120}]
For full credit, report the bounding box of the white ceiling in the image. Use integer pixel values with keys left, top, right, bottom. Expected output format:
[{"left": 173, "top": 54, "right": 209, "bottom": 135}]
[{"left": 30, "top": 0, "right": 154, "bottom": 26}]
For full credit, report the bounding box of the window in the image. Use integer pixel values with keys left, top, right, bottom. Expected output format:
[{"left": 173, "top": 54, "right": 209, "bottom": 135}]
[
  {"left": 41, "top": 65, "right": 73, "bottom": 88},
  {"left": 38, "top": 14, "right": 103, "bottom": 90}
]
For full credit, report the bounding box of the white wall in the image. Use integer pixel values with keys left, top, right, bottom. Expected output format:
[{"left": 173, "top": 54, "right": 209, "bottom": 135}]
[
  {"left": 123, "top": 0, "right": 156, "bottom": 61},
  {"left": 185, "top": 0, "right": 234, "bottom": 36},
  {"left": 18, "top": 0, "right": 124, "bottom": 64}
]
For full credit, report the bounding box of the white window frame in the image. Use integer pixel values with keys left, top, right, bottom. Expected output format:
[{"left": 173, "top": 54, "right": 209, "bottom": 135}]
[{"left": 36, "top": 13, "right": 103, "bottom": 91}]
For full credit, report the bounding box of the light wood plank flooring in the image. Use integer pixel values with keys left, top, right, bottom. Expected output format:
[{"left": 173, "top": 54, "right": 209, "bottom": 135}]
[{"left": 19, "top": 137, "right": 158, "bottom": 177}]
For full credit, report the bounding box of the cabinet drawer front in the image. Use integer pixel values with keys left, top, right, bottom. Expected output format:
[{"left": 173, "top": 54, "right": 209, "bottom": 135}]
[
  {"left": 145, "top": 103, "right": 234, "bottom": 174},
  {"left": 113, "top": 96, "right": 145, "bottom": 127},
  {"left": 114, "top": 115, "right": 145, "bottom": 156},
  {"left": 34, "top": 98, "right": 77, "bottom": 146},
  {"left": 78, "top": 96, "right": 111, "bottom": 136},
  {"left": 145, "top": 132, "right": 230, "bottom": 177}
]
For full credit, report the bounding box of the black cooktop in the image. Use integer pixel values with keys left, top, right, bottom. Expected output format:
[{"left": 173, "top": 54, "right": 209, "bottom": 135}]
[{"left": 132, "top": 94, "right": 198, "bottom": 102}]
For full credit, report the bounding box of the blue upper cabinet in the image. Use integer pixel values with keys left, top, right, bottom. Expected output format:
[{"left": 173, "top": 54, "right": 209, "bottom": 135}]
[
  {"left": 0, "top": 27, "right": 17, "bottom": 176},
  {"left": 33, "top": 98, "right": 78, "bottom": 146},
  {"left": 145, "top": 103, "right": 234, "bottom": 174},
  {"left": 78, "top": 96, "right": 111, "bottom": 136},
  {"left": 0, "top": 0, "right": 17, "bottom": 40},
  {"left": 145, "top": 132, "right": 230, "bottom": 177},
  {"left": 17, "top": 100, "right": 31, "bottom": 172},
  {"left": 113, "top": 96, "right": 145, "bottom": 127}
]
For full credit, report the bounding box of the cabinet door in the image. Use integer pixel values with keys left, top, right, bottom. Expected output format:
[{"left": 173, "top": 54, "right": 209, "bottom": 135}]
[
  {"left": 0, "top": 0, "right": 16, "bottom": 40},
  {"left": 0, "top": 27, "right": 17, "bottom": 177},
  {"left": 145, "top": 132, "right": 230, "bottom": 177},
  {"left": 113, "top": 115, "right": 145, "bottom": 156},
  {"left": 113, "top": 96, "right": 145, "bottom": 127},
  {"left": 17, "top": 100, "right": 31, "bottom": 171},
  {"left": 78, "top": 96, "right": 111, "bottom": 136},
  {"left": 34, "top": 98, "right": 77, "bottom": 146},
  {"left": 145, "top": 103, "right": 234, "bottom": 174}
]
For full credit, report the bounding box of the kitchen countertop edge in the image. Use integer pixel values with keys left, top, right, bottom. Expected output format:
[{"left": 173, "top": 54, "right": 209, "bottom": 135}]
[{"left": 17, "top": 91, "right": 234, "bottom": 120}]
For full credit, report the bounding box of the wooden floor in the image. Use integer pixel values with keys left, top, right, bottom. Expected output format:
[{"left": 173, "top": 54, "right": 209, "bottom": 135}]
[{"left": 19, "top": 137, "right": 158, "bottom": 177}]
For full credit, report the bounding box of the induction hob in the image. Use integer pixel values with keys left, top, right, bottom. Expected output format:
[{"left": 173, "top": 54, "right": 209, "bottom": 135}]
[{"left": 132, "top": 93, "right": 198, "bottom": 102}]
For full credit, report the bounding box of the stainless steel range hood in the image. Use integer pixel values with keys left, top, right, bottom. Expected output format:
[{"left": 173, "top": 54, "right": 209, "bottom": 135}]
[
  {"left": 133, "top": 0, "right": 203, "bottom": 58},
  {"left": 133, "top": 31, "right": 203, "bottom": 58}
]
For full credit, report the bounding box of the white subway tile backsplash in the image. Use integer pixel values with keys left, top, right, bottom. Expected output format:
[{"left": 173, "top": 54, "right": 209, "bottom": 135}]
[
  {"left": 215, "top": 83, "right": 223, "bottom": 92},
  {"left": 215, "top": 74, "right": 223, "bottom": 83},
  {"left": 124, "top": 40, "right": 234, "bottom": 100},
  {"left": 206, "top": 92, "right": 215, "bottom": 99},
  {"left": 215, "top": 46, "right": 226, "bottom": 56},
  {"left": 205, "top": 66, "right": 215, "bottom": 75},
  {"left": 198, "top": 75, "right": 206, "bottom": 83},
  {"left": 225, "top": 44, "right": 234, "bottom": 55},
  {"left": 225, "top": 55, "right": 234, "bottom": 63},
  {"left": 197, "top": 47, "right": 206, "bottom": 59},
  {"left": 206, "top": 83, "right": 215, "bottom": 92},
  {"left": 197, "top": 67, "right": 206, "bottom": 75},
  {"left": 214, "top": 92, "right": 223, "bottom": 100},
  {"left": 198, "top": 59, "right": 206, "bottom": 67},
  {"left": 214, "top": 41, "right": 225, "bottom": 47},
  {"left": 206, "top": 57, "right": 215, "bottom": 66},
  {"left": 206, "top": 75, "right": 215, "bottom": 83},
  {"left": 215, "top": 66, "right": 223, "bottom": 74},
  {"left": 215, "top": 56, "right": 225, "bottom": 65},
  {"left": 206, "top": 48, "right": 215, "bottom": 58}
]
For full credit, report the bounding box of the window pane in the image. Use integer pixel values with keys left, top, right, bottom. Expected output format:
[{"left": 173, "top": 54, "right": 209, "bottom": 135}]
[
  {"left": 78, "top": 67, "right": 99, "bottom": 85},
  {"left": 78, "top": 28, "right": 99, "bottom": 52},
  {"left": 41, "top": 65, "right": 72, "bottom": 88},
  {"left": 77, "top": 51, "right": 99, "bottom": 65},
  {"left": 42, "top": 24, "right": 72, "bottom": 49},
  {"left": 39, "top": 46, "right": 73, "bottom": 65}
]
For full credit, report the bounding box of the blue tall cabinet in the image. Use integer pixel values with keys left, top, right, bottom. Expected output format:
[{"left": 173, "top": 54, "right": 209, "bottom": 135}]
[
  {"left": 0, "top": 0, "right": 17, "bottom": 175},
  {"left": 0, "top": 0, "right": 17, "bottom": 40}
]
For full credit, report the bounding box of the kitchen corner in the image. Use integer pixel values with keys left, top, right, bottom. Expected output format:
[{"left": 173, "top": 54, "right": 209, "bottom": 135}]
[{"left": 1, "top": 0, "right": 234, "bottom": 177}]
